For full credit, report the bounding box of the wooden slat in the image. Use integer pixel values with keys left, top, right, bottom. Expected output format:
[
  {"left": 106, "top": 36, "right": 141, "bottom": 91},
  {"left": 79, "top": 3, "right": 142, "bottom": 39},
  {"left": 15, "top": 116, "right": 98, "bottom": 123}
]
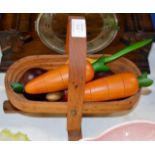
[{"left": 66, "top": 16, "right": 87, "bottom": 140}]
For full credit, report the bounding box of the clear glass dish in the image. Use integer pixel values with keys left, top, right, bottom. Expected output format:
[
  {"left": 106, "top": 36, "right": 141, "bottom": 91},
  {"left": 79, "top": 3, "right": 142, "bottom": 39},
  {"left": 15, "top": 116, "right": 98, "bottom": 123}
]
[{"left": 35, "top": 13, "right": 118, "bottom": 54}]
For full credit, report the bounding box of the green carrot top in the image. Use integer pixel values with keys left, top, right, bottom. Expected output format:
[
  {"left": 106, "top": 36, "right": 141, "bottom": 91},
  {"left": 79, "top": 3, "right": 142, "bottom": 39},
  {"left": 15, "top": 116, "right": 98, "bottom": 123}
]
[{"left": 92, "top": 38, "right": 153, "bottom": 72}]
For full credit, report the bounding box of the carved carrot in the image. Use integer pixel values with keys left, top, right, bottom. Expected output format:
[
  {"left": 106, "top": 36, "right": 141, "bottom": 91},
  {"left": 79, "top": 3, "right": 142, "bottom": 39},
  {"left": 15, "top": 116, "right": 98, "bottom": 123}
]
[
  {"left": 84, "top": 72, "right": 153, "bottom": 101},
  {"left": 25, "top": 62, "right": 94, "bottom": 94}
]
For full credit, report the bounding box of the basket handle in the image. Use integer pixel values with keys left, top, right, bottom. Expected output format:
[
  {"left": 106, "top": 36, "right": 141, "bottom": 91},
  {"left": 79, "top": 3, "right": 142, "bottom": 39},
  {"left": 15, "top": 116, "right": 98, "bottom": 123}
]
[{"left": 66, "top": 16, "right": 87, "bottom": 141}]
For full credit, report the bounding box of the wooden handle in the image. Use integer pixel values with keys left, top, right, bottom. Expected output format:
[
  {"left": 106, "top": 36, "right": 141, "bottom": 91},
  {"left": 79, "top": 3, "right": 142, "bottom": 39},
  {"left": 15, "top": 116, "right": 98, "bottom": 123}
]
[{"left": 66, "top": 16, "right": 87, "bottom": 141}]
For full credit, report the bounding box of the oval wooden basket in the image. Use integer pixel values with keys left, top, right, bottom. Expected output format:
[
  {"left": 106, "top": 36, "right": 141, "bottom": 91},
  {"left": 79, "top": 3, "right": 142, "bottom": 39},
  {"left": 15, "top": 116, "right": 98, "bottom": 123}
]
[
  {"left": 4, "top": 16, "right": 141, "bottom": 140},
  {"left": 5, "top": 54, "right": 141, "bottom": 115}
]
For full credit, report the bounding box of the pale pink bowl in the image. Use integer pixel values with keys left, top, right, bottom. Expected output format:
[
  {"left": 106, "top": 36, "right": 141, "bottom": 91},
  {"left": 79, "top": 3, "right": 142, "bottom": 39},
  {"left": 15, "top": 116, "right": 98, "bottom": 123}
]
[{"left": 83, "top": 120, "right": 155, "bottom": 141}]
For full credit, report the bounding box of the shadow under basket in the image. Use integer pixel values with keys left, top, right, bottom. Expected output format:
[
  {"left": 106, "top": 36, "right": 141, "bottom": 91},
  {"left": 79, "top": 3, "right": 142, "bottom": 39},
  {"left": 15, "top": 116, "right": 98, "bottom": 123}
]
[{"left": 5, "top": 54, "right": 141, "bottom": 115}]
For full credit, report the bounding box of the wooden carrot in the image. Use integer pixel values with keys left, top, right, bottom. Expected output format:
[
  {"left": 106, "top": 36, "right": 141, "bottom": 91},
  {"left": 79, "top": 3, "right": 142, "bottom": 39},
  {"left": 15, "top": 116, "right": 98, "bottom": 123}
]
[
  {"left": 84, "top": 72, "right": 153, "bottom": 101},
  {"left": 25, "top": 62, "right": 94, "bottom": 94},
  {"left": 23, "top": 38, "right": 152, "bottom": 94}
]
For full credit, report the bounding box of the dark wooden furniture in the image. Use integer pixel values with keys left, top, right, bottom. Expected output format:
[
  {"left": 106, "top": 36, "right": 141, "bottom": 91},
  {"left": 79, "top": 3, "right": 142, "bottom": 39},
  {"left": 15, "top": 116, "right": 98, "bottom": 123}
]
[{"left": 0, "top": 13, "right": 154, "bottom": 73}]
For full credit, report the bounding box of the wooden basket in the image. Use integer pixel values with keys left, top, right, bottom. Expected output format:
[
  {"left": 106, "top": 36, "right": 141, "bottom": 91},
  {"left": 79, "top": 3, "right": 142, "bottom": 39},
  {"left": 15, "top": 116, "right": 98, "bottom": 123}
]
[{"left": 4, "top": 17, "right": 141, "bottom": 141}]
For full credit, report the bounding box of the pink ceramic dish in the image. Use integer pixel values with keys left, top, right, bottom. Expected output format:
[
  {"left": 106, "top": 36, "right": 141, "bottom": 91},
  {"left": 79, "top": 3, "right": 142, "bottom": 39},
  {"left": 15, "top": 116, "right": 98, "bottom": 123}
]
[{"left": 83, "top": 120, "right": 155, "bottom": 141}]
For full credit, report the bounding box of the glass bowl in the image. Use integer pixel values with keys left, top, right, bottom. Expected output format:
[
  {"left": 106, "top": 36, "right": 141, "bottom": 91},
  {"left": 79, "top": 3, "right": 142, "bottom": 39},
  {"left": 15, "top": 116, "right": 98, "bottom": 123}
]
[{"left": 35, "top": 13, "right": 118, "bottom": 54}]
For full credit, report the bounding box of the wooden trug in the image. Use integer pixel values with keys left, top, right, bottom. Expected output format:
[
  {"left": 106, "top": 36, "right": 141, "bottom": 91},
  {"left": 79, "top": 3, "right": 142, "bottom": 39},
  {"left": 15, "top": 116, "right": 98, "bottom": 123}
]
[{"left": 4, "top": 16, "right": 141, "bottom": 141}]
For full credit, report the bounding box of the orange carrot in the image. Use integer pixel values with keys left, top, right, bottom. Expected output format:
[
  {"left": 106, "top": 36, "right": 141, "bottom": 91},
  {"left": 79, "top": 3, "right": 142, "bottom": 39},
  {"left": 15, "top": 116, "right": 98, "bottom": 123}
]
[
  {"left": 84, "top": 72, "right": 153, "bottom": 101},
  {"left": 25, "top": 62, "right": 94, "bottom": 94}
]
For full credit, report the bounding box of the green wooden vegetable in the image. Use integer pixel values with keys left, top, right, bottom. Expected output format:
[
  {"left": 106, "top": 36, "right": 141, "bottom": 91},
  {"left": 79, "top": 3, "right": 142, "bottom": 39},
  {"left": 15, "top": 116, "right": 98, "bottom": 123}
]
[
  {"left": 92, "top": 38, "right": 152, "bottom": 72},
  {"left": 11, "top": 82, "right": 24, "bottom": 93}
]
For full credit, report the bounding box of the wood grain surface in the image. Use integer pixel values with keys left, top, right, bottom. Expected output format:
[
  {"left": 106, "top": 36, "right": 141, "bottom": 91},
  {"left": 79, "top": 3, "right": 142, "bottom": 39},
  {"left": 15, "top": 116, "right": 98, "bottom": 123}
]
[{"left": 66, "top": 17, "right": 87, "bottom": 140}]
